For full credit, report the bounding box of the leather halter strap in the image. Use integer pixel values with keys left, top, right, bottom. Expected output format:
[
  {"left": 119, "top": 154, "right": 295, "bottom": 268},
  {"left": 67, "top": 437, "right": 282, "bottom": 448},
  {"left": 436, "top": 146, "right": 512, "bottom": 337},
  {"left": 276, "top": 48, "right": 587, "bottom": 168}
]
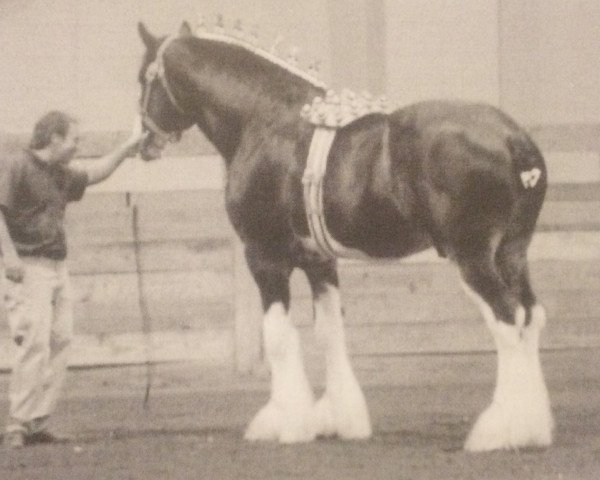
[{"left": 140, "top": 35, "right": 187, "bottom": 143}]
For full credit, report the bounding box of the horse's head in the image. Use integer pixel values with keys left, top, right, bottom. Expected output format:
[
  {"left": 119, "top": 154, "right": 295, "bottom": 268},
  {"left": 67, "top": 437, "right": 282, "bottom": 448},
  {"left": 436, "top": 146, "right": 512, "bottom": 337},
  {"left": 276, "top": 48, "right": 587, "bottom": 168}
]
[{"left": 137, "top": 22, "right": 195, "bottom": 161}]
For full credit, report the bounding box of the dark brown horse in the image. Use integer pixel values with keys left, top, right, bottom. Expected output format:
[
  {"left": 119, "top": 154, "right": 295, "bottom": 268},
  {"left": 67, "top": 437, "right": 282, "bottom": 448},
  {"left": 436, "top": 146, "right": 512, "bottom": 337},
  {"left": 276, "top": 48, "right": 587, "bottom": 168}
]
[{"left": 136, "top": 20, "right": 553, "bottom": 451}]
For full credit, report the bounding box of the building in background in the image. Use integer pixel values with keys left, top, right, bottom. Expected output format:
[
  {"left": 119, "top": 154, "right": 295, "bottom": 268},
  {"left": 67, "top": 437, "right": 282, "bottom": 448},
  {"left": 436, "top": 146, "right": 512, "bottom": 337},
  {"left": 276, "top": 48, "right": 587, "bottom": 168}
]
[{"left": 1, "top": 0, "right": 600, "bottom": 155}]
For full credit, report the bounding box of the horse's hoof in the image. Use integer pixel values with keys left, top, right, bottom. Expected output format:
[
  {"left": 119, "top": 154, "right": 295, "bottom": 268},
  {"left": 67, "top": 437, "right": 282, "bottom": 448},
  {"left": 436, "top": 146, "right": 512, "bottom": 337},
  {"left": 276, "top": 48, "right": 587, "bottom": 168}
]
[
  {"left": 244, "top": 402, "right": 281, "bottom": 441},
  {"left": 314, "top": 394, "right": 372, "bottom": 440},
  {"left": 244, "top": 401, "right": 317, "bottom": 443},
  {"left": 464, "top": 401, "right": 553, "bottom": 452},
  {"left": 314, "top": 395, "right": 337, "bottom": 437}
]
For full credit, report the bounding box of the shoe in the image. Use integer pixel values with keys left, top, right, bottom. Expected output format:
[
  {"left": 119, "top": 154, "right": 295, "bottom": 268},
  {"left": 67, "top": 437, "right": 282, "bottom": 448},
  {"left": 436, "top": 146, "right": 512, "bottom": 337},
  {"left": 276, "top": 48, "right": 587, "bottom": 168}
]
[
  {"left": 25, "top": 430, "right": 73, "bottom": 445},
  {"left": 3, "top": 431, "right": 25, "bottom": 449}
]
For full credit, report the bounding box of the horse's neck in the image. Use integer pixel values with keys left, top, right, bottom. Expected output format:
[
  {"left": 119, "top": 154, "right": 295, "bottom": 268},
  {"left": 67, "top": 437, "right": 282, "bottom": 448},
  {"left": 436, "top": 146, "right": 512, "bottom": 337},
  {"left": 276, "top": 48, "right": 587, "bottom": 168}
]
[
  {"left": 174, "top": 42, "right": 321, "bottom": 161},
  {"left": 198, "top": 102, "right": 246, "bottom": 161},
  {"left": 200, "top": 85, "right": 318, "bottom": 162}
]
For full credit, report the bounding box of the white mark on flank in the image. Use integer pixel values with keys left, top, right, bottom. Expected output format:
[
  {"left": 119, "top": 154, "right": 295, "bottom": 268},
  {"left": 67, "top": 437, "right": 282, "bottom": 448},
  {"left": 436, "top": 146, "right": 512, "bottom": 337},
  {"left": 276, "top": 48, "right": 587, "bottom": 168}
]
[{"left": 520, "top": 168, "right": 542, "bottom": 188}]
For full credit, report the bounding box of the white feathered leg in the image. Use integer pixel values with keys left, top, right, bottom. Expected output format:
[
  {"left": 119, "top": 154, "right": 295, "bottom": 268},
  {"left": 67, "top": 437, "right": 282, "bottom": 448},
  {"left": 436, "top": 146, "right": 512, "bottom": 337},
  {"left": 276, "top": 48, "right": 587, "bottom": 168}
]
[
  {"left": 313, "top": 284, "right": 371, "bottom": 439},
  {"left": 462, "top": 283, "right": 554, "bottom": 451},
  {"left": 244, "top": 302, "right": 316, "bottom": 443}
]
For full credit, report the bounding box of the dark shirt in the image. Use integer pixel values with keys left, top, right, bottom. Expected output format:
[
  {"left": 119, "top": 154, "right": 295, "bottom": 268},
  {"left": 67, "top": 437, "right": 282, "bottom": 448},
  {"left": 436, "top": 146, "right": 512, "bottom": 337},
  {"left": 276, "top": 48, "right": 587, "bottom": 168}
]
[{"left": 0, "top": 150, "right": 88, "bottom": 260}]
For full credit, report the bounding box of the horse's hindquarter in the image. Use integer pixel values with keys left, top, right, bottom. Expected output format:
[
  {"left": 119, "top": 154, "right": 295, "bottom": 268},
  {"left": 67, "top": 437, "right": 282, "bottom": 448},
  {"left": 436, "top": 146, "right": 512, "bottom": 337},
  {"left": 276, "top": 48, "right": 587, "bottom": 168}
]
[
  {"left": 388, "top": 101, "right": 547, "bottom": 255},
  {"left": 323, "top": 102, "right": 546, "bottom": 260}
]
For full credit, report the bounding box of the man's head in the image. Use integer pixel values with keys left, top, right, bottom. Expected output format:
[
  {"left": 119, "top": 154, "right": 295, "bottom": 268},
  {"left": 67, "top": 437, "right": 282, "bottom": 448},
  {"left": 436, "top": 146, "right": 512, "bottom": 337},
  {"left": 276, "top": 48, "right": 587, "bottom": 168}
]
[{"left": 29, "top": 111, "right": 79, "bottom": 165}]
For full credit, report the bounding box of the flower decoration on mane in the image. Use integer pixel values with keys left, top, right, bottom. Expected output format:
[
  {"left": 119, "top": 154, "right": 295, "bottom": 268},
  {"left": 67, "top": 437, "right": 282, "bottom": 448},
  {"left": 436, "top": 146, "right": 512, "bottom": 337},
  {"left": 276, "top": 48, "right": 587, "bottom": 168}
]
[
  {"left": 301, "top": 89, "right": 388, "bottom": 128},
  {"left": 193, "top": 13, "right": 326, "bottom": 89}
]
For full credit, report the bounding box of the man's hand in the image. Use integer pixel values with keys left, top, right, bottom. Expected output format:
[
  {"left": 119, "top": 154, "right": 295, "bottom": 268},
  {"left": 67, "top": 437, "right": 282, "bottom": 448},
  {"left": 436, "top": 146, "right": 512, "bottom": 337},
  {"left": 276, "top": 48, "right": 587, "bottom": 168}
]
[
  {"left": 3, "top": 254, "right": 24, "bottom": 283},
  {"left": 0, "top": 211, "right": 22, "bottom": 282},
  {"left": 80, "top": 115, "right": 150, "bottom": 185},
  {"left": 124, "top": 115, "right": 147, "bottom": 156},
  {"left": 130, "top": 114, "right": 144, "bottom": 139}
]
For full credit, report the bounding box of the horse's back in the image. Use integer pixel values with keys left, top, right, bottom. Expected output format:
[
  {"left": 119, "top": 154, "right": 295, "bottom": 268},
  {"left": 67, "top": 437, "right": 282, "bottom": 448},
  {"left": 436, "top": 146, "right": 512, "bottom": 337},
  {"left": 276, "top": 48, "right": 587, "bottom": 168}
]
[{"left": 389, "top": 100, "right": 541, "bottom": 176}]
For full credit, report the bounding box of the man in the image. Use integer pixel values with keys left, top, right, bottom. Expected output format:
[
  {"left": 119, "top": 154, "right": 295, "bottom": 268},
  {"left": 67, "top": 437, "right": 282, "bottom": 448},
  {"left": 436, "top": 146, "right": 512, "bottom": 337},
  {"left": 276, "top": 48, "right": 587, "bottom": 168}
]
[{"left": 0, "top": 111, "right": 144, "bottom": 448}]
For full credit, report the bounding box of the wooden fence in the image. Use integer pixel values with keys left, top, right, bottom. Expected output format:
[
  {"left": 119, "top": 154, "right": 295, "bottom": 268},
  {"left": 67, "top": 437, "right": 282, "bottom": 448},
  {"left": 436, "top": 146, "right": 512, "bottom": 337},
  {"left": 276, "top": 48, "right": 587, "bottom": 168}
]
[{"left": 0, "top": 151, "right": 599, "bottom": 372}]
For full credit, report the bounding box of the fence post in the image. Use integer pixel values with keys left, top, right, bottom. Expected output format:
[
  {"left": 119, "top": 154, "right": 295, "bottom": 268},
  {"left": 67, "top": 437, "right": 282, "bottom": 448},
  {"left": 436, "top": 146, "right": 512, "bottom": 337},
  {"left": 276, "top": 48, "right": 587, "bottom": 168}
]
[{"left": 233, "top": 238, "right": 263, "bottom": 373}]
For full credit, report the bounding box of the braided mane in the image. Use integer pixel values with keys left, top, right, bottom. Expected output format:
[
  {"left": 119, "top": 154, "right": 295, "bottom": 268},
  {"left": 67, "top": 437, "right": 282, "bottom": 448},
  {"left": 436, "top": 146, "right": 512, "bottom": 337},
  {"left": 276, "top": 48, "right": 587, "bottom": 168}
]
[{"left": 194, "top": 24, "right": 327, "bottom": 89}]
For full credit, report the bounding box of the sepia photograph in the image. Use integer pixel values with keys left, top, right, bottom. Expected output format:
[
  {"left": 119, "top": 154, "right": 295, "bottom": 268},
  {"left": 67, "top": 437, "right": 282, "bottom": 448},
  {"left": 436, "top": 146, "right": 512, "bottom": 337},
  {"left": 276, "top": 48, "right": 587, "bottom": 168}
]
[{"left": 0, "top": 0, "right": 599, "bottom": 478}]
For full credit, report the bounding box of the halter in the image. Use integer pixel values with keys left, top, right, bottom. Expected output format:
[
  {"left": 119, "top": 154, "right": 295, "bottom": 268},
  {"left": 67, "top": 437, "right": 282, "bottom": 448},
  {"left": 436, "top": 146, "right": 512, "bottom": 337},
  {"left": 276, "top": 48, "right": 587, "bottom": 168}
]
[{"left": 140, "top": 35, "right": 188, "bottom": 144}]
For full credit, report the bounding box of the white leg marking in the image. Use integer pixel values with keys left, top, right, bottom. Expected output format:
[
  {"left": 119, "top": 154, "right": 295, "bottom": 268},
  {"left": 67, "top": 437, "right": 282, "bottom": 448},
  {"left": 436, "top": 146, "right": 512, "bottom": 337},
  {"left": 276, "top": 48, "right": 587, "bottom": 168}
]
[
  {"left": 313, "top": 284, "right": 371, "bottom": 439},
  {"left": 461, "top": 282, "right": 553, "bottom": 451},
  {"left": 244, "top": 302, "right": 316, "bottom": 443}
]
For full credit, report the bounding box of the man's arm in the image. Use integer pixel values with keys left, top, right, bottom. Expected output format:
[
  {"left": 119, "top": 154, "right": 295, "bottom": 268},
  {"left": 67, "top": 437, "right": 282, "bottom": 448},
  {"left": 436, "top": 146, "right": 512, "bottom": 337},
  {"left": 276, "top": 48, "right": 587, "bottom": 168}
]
[
  {"left": 77, "top": 116, "right": 145, "bottom": 186},
  {"left": 0, "top": 209, "right": 23, "bottom": 283}
]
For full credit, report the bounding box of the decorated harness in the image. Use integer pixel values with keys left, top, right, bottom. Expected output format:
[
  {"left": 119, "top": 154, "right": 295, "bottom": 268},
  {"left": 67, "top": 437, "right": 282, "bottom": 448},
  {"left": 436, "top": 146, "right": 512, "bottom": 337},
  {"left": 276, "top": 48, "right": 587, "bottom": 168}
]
[{"left": 300, "top": 89, "right": 389, "bottom": 259}]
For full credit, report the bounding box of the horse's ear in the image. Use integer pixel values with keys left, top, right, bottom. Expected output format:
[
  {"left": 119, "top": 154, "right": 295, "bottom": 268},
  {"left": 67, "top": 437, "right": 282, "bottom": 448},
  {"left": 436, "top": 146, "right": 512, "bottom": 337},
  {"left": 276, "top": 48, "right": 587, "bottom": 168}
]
[
  {"left": 179, "top": 21, "right": 193, "bottom": 37},
  {"left": 138, "top": 22, "right": 159, "bottom": 50}
]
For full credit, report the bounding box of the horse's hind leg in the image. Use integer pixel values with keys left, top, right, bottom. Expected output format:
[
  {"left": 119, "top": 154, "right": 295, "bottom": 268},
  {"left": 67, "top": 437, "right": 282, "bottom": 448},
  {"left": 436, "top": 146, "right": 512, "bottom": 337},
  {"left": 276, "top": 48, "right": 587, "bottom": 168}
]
[
  {"left": 457, "top": 235, "right": 553, "bottom": 451},
  {"left": 303, "top": 260, "right": 371, "bottom": 439},
  {"left": 243, "top": 243, "right": 316, "bottom": 443}
]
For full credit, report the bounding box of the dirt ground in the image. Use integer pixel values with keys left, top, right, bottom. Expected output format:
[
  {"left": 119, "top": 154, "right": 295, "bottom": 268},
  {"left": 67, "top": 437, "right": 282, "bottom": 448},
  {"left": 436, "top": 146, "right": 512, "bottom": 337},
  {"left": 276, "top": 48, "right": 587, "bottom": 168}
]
[{"left": 1, "top": 348, "right": 600, "bottom": 480}]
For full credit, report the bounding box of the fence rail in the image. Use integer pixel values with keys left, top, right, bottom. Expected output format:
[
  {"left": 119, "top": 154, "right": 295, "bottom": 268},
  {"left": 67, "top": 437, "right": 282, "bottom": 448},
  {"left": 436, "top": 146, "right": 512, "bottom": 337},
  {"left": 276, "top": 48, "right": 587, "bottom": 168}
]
[{"left": 1, "top": 152, "right": 599, "bottom": 372}]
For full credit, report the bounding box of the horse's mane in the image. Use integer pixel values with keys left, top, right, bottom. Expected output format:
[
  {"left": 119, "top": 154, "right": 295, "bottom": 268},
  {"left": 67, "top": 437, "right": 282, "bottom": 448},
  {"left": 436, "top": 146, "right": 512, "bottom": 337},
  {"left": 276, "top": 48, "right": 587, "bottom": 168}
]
[
  {"left": 161, "top": 26, "right": 329, "bottom": 126},
  {"left": 193, "top": 29, "right": 327, "bottom": 90}
]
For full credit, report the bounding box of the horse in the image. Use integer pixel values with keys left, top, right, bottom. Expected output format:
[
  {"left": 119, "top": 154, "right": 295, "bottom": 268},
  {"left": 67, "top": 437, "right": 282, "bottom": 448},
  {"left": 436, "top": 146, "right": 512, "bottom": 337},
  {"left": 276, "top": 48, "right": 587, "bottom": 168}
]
[{"left": 135, "top": 20, "right": 553, "bottom": 452}]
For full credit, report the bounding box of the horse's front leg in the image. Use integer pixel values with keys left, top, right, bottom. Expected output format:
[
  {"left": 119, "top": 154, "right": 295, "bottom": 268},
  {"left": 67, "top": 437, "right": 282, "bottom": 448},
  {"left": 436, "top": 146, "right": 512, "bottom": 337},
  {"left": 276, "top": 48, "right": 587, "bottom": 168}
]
[
  {"left": 304, "top": 260, "right": 372, "bottom": 439},
  {"left": 243, "top": 244, "right": 316, "bottom": 443}
]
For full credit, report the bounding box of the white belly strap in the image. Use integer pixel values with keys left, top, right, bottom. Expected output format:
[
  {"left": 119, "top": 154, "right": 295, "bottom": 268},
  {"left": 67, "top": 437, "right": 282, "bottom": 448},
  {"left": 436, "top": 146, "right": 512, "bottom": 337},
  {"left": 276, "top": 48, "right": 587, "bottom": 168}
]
[
  {"left": 300, "top": 88, "right": 389, "bottom": 259},
  {"left": 302, "top": 127, "right": 369, "bottom": 259}
]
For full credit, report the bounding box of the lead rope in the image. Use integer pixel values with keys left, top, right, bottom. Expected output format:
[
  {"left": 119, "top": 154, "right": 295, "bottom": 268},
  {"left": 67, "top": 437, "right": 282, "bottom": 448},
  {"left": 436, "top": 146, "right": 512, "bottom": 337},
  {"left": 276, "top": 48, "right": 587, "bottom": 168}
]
[{"left": 129, "top": 194, "right": 154, "bottom": 408}]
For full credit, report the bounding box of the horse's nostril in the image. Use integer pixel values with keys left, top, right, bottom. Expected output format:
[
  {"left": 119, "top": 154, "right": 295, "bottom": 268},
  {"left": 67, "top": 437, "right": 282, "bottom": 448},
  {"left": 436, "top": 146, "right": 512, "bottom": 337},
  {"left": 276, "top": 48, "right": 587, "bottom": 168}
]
[{"left": 141, "top": 145, "right": 161, "bottom": 161}]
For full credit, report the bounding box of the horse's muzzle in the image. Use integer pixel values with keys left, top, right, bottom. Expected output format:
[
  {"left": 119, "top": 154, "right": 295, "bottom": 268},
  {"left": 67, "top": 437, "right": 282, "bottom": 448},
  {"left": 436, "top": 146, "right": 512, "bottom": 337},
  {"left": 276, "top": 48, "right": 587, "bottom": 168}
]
[{"left": 140, "top": 133, "right": 164, "bottom": 161}]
